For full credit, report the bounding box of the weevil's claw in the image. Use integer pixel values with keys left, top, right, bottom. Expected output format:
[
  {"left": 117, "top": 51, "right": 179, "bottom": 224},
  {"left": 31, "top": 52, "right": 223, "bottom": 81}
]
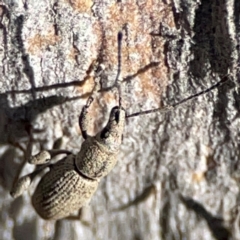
[{"left": 10, "top": 175, "right": 32, "bottom": 198}]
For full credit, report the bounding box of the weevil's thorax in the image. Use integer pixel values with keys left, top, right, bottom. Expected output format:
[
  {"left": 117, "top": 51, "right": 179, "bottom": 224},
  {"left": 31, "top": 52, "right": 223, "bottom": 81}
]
[{"left": 75, "top": 107, "right": 125, "bottom": 180}]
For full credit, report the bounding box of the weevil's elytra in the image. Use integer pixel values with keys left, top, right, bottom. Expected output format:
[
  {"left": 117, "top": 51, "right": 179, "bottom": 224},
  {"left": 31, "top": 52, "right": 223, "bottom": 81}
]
[{"left": 32, "top": 155, "right": 99, "bottom": 220}]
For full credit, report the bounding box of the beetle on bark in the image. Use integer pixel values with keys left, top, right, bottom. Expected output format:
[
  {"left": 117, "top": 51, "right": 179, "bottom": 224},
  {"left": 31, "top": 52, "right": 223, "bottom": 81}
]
[{"left": 10, "top": 31, "right": 229, "bottom": 220}]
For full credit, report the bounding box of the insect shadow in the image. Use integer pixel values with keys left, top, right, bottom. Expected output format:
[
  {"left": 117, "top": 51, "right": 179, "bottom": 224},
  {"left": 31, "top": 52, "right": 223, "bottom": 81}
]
[{"left": 179, "top": 194, "right": 231, "bottom": 240}]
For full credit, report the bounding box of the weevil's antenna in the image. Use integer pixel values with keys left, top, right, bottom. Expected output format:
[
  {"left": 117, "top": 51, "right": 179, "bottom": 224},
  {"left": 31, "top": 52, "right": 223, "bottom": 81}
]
[
  {"left": 116, "top": 31, "right": 123, "bottom": 84},
  {"left": 116, "top": 31, "right": 123, "bottom": 108},
  {"left": 126, "top": 75, "right": 230, "bottom": 118}
]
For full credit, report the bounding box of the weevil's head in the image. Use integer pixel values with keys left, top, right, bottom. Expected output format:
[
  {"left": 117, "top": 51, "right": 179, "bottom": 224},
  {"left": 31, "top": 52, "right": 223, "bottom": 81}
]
[
  {"left": 76, "top": 106, "right": 126, "bottom": 180},
  {"left": 97, "top": 106, "right": 126, "bottom": 152}
]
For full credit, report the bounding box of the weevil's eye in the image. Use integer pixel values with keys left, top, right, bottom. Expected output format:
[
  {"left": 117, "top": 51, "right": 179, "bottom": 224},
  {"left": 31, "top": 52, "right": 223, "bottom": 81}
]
[
  {"left": 100, "top": 127, "right": 110, "bottom": 139},
  {"left": 114, "top": 110, "right": 120, "bottom": 123},
  {"left": 111, "top": 106, "right": 120, "bottom": 123}
]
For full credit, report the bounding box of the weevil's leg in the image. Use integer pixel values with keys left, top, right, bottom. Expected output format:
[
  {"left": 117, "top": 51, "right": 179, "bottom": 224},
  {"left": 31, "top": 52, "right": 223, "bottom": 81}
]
[
  {"left": 53, "top": 220, "right": 72, "bottom": 239},
  {"left": 10, "top": 163, "right": 50, "bottom": 198},
  {"left": 29, "top": 135, "right": 71, "bottom": 165},
  {"left": 63, "top": 210, "right": 82, "bottom": 221},
  {"left": 79, "top": 96, "right": 94, "bottom": 139},
  {"left": 53, "top": 214, "right": 90, "bottom": 239},
  {"left": 8, "top": 141, "right": 25, "bottom": 153},
  {"left": 11, "top": 123, "right": 35, "bottom": 195},
  {"left": 63, "top": 208, "right": 90, "bottom": 226},
  {"left": 28, "top": 149, "right": 72, "bottom": 165}
]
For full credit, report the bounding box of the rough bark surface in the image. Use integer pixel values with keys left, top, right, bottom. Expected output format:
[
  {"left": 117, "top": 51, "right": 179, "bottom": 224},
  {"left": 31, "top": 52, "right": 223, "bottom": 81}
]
[{"left": 0, "top": 0, "right": 240, "bottom": 240}]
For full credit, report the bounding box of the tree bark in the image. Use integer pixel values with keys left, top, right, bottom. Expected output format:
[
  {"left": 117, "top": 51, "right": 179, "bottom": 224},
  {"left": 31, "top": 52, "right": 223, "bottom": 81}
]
[{"left": 0, "top": 0, "right": 240, "bottom": 240}]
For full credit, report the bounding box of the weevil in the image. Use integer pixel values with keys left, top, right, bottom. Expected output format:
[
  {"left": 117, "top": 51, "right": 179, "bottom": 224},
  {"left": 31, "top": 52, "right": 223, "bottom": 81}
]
[
  {"left": 10, "top": 31, "right": 230, "bottom": 220},
  {"left": 11, "top": 95, "right": 126, "bottom": 220},
  {"left": 10, "top": 31, "right": 127, "bottom": 220}
]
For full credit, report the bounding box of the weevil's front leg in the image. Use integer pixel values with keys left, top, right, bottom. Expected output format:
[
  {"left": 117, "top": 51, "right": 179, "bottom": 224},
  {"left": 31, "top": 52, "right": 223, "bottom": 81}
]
[
  {"left": 29, "top": 149, "right": 72, "bottom": 165},
  {"left": 11, "top": 124, "right": 35, "bottom": 197},
  {"left": 10, "top": 163, "right": 50, "bottom": 198},
  {"left": 29, "top": 136, "right": 72, "bottom": 165},
  {"left": 79, "top": 97, "right": 94, "bottom": 139},
  {"left": 11, "top": 139, "right": 72, "bottom": 198}
]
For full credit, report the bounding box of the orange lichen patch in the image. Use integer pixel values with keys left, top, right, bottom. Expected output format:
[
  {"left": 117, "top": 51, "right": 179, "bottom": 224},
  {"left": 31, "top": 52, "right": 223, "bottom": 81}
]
[
  {"left": 91, "top": 20, "right": 105, "bottom": 61},
  {"left": 136, "top": 71, "right": 160, "bottom": 99},
  {"left": 27, "top": 32, "right": 60, "bottom": 55},
  {"left": 103, "top": 2, "right": 141, "bottom": 70},
  {"left": 87, "top": 100, "right": 100, "bottom": 134},
  {"left": 101, "top": 91, "right": 117, "bottom": 106},
  {"left": 148, "top": 1, "right": 176, "bottom": 29},
  {"left": 160, "top": 7, "right": 176, "bottom": 28},
  {"left": 77, "top": 76, "right": 95, "bottom": 98},
  {"left": 191, "top": 172, "right": 205, "bottom": 183},
  {"left": 67, "top": 47, "right": 79, "bottom": 61},
  {"left": 75, "top": 59, "right": 98, "bottom": 96},
  {"left": 107, "top": 2, "right": 139, "bottom": 34},
  {"left": 93, "top": 1, "right": 175, "bottom": 102},
  {"left": 92, "top": 21, "right": 102, "bottom": 42},
  {"left": 139, "top": 61, "right": 170, "bottom": 101},
  {"left": 73, "top": 1, "right": 177, "bottom": 108},
  {"left": 67, "top": 0, "right": 93, "bottom": 12}
]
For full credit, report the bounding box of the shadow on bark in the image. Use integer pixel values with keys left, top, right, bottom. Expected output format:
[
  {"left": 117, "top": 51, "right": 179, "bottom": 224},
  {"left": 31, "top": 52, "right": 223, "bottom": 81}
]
[
  {"left": 190, "top": 0, "right": 232, "bottom": 79},
  {"left": 180, "top": 194, "right": 231, "bottom": 240}
]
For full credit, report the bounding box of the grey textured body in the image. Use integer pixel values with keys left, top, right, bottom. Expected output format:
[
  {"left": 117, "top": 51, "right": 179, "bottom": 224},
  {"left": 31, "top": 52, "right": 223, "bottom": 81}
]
[
  {"left": 32, "top": 154, "right": 98, "bottom": 220},
  {"left": 76, "top": 137, "right": 119, "bottom": 179},
  {"left": 11, "top": 99, "right": 126, "bottom": 220}
]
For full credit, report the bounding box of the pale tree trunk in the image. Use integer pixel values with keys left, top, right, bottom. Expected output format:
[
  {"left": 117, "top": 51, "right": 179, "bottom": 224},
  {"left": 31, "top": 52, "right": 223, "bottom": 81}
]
[{"left": 0, "top": 0, "right": 240, "bottom": 240}]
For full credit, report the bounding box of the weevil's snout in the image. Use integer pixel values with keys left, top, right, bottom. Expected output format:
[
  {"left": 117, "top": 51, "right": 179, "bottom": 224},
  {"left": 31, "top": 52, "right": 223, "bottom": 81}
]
[
  {"left": 108, "top": 106, "right": 126, "bottom": 128},
  {"left": 111, "top": 106, "right": 120, "bottom": 123},
  {"left": 98, "top": 106, "right": 125, "bottom": 150},
  {"left": 109, "top": 106, "right": 125, "bottom": 123}
]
